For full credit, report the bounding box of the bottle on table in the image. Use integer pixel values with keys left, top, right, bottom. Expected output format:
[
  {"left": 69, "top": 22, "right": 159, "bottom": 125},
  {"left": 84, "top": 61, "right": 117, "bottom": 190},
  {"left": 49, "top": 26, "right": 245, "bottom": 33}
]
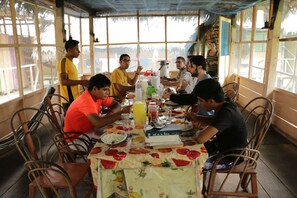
[
  {"left": 133, "top": 81, "right": 147, "bottom": 126},
  {"left": 148, "top": 101, "right": 158, "bottom": 123}
]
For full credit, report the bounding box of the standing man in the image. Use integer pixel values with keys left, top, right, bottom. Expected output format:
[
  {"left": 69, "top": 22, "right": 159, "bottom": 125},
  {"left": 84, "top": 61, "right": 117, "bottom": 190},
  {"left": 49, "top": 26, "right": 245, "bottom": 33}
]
[
  {"left": 110, "top": 54, "right": 143, "bottom": 101},
  {"left": 57, "top": 39, "right": 89, "bottom": 111}
]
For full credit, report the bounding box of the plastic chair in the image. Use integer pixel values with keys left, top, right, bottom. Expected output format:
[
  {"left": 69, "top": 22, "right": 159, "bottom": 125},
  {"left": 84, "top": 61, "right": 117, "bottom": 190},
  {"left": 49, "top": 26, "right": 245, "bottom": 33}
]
[{"left": 11, "top": 107, "right": 95, "bottom": 198}]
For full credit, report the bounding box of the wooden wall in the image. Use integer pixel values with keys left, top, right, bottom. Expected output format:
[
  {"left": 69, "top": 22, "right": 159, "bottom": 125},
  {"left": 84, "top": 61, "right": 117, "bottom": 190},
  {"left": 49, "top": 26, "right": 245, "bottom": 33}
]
[{"left": 235, "top": 76, "right": 297, "bottom": 144}]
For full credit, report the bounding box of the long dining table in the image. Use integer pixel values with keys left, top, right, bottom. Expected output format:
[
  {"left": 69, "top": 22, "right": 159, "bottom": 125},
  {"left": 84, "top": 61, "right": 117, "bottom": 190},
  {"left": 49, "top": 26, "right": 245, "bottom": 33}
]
[{"left": 88, "top": 104, "right": 208, "bottom": 198}]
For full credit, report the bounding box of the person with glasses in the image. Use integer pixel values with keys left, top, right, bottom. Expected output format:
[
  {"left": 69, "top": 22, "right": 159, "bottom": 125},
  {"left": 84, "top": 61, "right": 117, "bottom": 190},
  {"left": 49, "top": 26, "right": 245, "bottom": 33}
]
[
  {"left": 161, "top": 56, "right": 191, "bottom": 91},
  {"left": 57, "top": 39, "right": 89, "bottom": 111},
  {"left": 110, "top": 54, "right": 143, "bottom": 101}
]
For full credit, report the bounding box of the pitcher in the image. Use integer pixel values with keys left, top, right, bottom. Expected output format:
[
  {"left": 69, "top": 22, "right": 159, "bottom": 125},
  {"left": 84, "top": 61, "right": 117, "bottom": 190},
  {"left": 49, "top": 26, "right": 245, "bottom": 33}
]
[{"left": 133, "top": 100, "right": 146, "bottom": 126}]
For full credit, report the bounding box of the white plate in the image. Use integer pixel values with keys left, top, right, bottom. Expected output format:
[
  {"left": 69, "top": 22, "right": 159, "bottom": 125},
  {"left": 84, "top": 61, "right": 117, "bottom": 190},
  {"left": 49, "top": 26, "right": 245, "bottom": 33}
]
[{"left": 101, "top": 133, "right": 127, "bottom": 145}]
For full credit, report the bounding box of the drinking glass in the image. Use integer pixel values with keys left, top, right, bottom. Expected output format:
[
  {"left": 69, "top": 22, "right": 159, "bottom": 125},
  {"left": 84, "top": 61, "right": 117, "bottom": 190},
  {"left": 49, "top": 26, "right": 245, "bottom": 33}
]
[
  {"left": 165, "top": 106, "right": 172, "bottom": 124},
  {"left": 121, "top": 113, "right": 130, "bottom": 131}
]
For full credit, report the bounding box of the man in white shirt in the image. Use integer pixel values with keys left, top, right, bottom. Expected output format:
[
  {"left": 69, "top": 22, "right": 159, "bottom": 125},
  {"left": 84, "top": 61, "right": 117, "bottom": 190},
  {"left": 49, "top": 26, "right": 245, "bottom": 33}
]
[{"left": 161, "top": 56, "right": 191, "bottom": 88}]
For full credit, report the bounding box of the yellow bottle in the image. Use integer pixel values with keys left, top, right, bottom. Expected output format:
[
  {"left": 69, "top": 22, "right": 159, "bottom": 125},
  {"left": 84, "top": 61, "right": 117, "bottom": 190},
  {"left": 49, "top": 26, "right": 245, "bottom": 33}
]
[{"left": 133, "top": 101, "right": 146, "bottom": 126}]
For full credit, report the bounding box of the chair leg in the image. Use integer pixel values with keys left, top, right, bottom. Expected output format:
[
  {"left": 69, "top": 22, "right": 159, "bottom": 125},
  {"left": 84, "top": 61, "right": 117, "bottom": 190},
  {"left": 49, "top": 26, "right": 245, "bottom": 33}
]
[
  {"left": 29, "top": 183, "right": 36, "bottom": 198},
  {"left": 250, "top": 173, "right": 258, "bottom": 198},
  {"left": 240, "top": 173, "right": 249, "bottom": 191}
]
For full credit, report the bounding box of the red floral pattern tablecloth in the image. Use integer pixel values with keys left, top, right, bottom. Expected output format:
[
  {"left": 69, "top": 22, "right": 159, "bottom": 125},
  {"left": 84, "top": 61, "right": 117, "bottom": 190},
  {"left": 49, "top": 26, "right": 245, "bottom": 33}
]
[{"left": 88, "top": 116, "right": 208, "bottom": 198}]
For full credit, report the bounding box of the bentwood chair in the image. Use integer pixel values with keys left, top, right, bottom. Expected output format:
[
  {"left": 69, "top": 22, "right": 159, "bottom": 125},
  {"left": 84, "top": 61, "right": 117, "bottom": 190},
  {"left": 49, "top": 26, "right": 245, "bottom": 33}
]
[
  {"left": 186, "top": 82, "right": 239, "bottom": 114},
  {"left": 203, "top": 97, "right": 274, "bottom": 197},
  {"left": 45, "top": 95, "right": 94, "bottom": 155},
  {"left": 241, "top": 96, "right": 274, "bottom": 150},
  {"left": 222, "top": 82, "right": 239, "bottom": 102},
  {"left": 11, "top": 107, "right": 95, "bottom": 198},
  {"left": 203, "top": 148, "right": 260, "bottom": 198}
]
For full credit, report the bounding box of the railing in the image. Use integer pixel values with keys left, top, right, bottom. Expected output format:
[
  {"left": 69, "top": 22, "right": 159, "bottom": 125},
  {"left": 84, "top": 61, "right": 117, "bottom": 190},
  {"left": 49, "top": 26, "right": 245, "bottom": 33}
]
[{"left": 0, "top": 63, "right": 39, "bottom": 96}]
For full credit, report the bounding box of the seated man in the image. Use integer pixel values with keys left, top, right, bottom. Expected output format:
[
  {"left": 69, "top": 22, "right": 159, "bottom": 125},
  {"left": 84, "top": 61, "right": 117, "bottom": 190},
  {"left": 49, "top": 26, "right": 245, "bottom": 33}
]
[
  {"left": 64, "top": 74, "right": 131, "bottom": 140},
  {"left": 168, "top": 55, "right": 211, "bottom": 105},
  {"left": 110, "top": 54, "right": 143, "bottom": 101},
  {"left": 167, "top": 55, "right": 212, "bottom": 116},
  {"left": 189, "top": 78, "right": 248, "bottom": 169},
  {"left": 177, "top": 55, "right": 197, "bottom": 94},
  {"left": 161, "top": 56, "right": 191, "bottom": 89}
]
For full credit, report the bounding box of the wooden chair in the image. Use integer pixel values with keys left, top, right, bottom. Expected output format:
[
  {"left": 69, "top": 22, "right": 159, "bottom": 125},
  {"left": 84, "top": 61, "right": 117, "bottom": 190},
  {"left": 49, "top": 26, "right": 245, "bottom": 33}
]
[
  {"left": 11, "top": 107, "right": 95, "bottom": 198},
  {"left": 44, "top": 94, "right": 94, "bottom": 155},
  {"left": 241, "top": 96, "right": 274, "bottom": 150},
  {"left": 222, "top": 82, "right": 239, "bottom": 102},
  {"left": 186, "top": 82, "right": 239, "bottom": 114},
  {"left": 203, "top": 148, "right": 260, "bottom": 198},
  {"left": 203, "top": 97, "right": 274, "bottom": 197}
]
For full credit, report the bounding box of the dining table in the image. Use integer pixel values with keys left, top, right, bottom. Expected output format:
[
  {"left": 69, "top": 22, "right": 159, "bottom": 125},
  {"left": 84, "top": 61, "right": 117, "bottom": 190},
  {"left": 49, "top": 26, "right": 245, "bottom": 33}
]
[{"left": 88, "top": 102, "right": 208, "bottom": 198}]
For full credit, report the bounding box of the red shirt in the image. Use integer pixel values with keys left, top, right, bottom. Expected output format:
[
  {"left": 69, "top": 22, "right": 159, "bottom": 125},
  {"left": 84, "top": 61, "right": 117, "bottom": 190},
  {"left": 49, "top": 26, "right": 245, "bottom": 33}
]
[{"left": 64, "top": 91, "right": 112, "bottom": 138}]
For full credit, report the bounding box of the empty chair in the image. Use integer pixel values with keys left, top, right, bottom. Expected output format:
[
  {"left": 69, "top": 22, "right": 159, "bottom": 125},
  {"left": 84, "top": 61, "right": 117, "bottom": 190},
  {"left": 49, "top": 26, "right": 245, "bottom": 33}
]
[
  {"left": 11, "top": 107, "right": 95, "bottom": 197},
  {"left": 241, "top": 96, "right": 274, "bottom": 150},
  {"left": 222, "top": 82, "right": 239, "bottom": 102}
]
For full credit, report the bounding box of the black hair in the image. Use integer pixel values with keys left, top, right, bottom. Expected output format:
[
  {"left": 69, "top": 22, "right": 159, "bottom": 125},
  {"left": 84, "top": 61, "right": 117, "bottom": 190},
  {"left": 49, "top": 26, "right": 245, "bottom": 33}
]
[
  {"left": 193, "top": 78, "right": 224, "bottom": 102},
  {"left": 88, "top": 74, "right": 111, "bottom": 91},
  {"left": 190, "top": 55, "right": 206, "bottom": 70},
  {"left": 65, "top": 39, "right": 79, "bottom": 51},
  {"left": 119, "top": 54, "right": 130, "bottom": 61},
  {"left": 176, "top": 56, "right": 186, "bottom": 62},
  {"left": 187, "top": 55, "right": 195, "bottom": 59}
]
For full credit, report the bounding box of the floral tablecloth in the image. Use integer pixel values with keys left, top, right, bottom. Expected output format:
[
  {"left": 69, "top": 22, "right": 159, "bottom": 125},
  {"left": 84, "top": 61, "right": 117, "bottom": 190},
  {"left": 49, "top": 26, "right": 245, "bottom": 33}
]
[{"left": 88, "top": 114, "right": 208, "bottom": 198}]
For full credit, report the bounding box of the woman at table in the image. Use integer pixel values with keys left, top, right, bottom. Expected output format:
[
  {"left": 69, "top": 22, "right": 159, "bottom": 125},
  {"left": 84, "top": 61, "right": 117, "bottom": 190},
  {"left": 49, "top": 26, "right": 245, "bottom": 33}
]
[
  {"left": 64, "top": 73, "right": 132, "bottom": 141},
  {"left": 188, "top": 78, "right": 247, "bottom": 168}
]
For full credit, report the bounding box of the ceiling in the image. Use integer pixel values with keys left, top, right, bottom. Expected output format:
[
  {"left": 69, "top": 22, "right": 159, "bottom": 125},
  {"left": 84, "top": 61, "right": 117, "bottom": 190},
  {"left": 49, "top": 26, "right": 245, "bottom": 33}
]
[{"left": 63, "top": 0, "right": 266, "bottom": 17}]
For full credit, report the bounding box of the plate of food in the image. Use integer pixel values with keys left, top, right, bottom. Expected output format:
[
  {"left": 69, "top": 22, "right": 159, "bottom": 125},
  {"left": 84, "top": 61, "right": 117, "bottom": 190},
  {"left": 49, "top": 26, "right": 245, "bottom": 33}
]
[
  {"left": 100, "top": 133, "right": 127, "bottom": 145},
  {"left": 126, "top": 93, "right": 135, "bottom": 99},
  {"left": 178, "top": 122, "right": 193, "bottom": 131}
]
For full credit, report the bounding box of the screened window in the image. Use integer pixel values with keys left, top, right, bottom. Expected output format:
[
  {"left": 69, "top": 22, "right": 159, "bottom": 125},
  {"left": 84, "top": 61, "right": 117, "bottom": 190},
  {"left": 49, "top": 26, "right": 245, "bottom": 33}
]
[
  {"left": 15, "top": 0, "right": 37, "bottom": 44},
  {"left": 108, "top": 17, "right": 137, "bottom": 43},
  {"left": 19, "top": 46, "right": 42, "bottom": 94},
  {"left": 241, "top": 8, "right": 253, "bottom": 42},
  {"left": 93, "top": 18, "right": 107, "bottom": 44},
  {"left": 0, "top": 47, "right": 19, "bottom": 103},
  {"left": 38, "top": 8, "right": 55, "bottom": 44},
  {"left": 139, "top": 16, "right": 165, "bottom": 42},
  {"left": 167, "top": 16, "right": 198, "bottom": 42},
  {"left": 235, "top": 1, "right": 269, "bottom": 83},
  {"left": 94, "top": 14, "right": 200, "bottom": 72},
  {"left": 69, "top": 16, "right": 80, "bottom": 41},
  {"left": 277, "top": 0, "right": 297, "bottom": 93}
]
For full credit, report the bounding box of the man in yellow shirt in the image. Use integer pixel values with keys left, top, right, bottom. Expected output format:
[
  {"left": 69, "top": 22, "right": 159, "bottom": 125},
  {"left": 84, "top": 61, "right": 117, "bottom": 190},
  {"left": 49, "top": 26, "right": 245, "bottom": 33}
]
[
  {"left": 110, "top": 54, "right": 143, "bottom": 101},
  {"left": 57, "top": 39, "right": 89, "bottom": 111}
]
